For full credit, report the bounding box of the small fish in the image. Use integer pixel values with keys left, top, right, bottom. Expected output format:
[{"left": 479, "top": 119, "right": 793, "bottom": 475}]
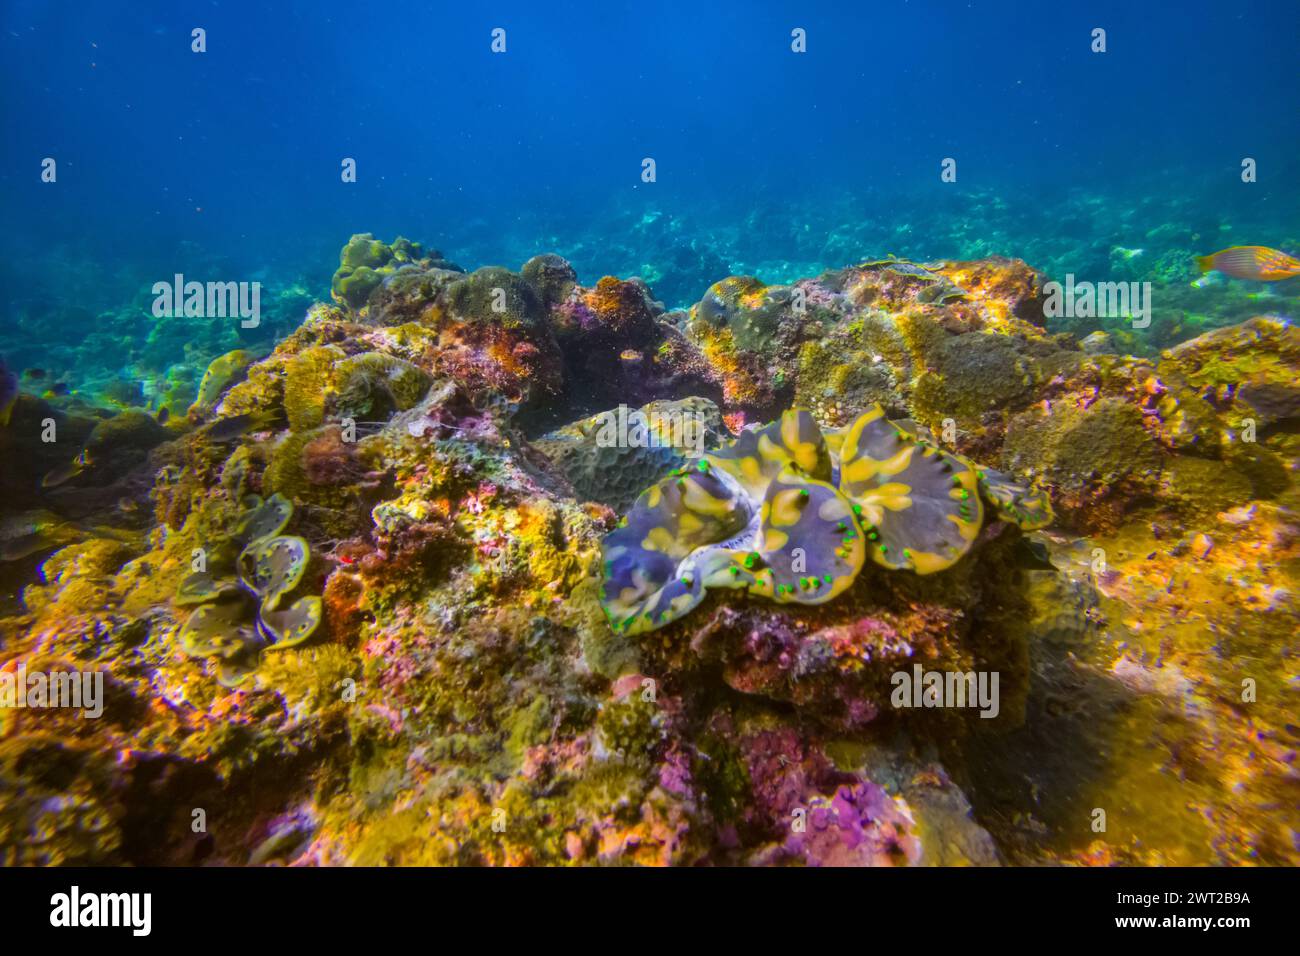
[
  {"left": 41, "top": 450, "right": 91, "bottom": 489},
  {"left": 200, "top": 409, "right": 281, "bottom": 443},
  {"left": 192, "top": 348, "right": 257, "bottom": 411},
  {"left": 22, "top": 368, "right": 47, "bottom": 380},
  {"left": 1196, "top": 246, "right": 1300, "bottom": 282},
  {"left": 0, "top": 358, "right": 16, "bottom": 427},
  {"left": 156, "top": 405, "right": 170, "bottom": 425},
  {"left": 0, "top": 532, "right": 57, "bottom": 563},
  {"left": 0, "top": 511, "right": 75, "bottom": 562},
  {"left": 44, "top": 382, "right": 70, "bottom": 397}
]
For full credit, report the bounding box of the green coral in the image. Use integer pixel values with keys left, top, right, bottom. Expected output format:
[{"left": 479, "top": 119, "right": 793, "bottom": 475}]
[
  {"left": 333, "top": 353, "right": 432, "bottom": 421},
  {"left": 445, "top": 267, "right": 546, "bottom": 332},
  {"left": 692, "top": 276, "right": 795, "bottom": 354},
  {"left": 521, "top": 253, "right": 578, "bottom": 309},
  {"left": 284, "top": 345, "right": 347, "bottom": 432},
  {"left": 332, "top": 233, "right": 427, "bottom": 311},
  {"left": 594, "top": 691, "right": 664, "bottom": 763},
  {"left": 235, "top": 343, "right": 434, "bottom": 441}
]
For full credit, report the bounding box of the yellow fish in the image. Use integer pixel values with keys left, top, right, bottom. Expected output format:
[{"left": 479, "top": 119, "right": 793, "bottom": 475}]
[
  {"left": 191, "top": 348, "right": 257, "bottom": 412},
  {"left": 1196, "top": 246, "right": 1300, "bottom": 282},
  {"left": 41, "top": 450, "right": 91, "bottom": 489}
]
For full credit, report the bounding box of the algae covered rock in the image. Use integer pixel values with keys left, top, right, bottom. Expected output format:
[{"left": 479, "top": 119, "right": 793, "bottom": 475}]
[
  {"left": 521, "top": 253, "right": 578, "bottom": 310},
  {"left": 1002, "top": 398, "right": 1161, "bottom": 533},
  {"left": 1160, "top": 315, "right": 1300, "bottom": 426},
  {"left": 548, "top": 274, "right": 719, "bottom": 414},
  {"left": 262, "top": 424, "right": 383, "bottom": 539},
  {"left": 910, "top": 331, "right": 1041, "bottom": 425},
  {"left": 795, "top": 331, "right": 900, "bottom": 427},
  {"left": 0, "top": 737, "right": 121, "bottom": 866},
  {"left": 427, "top": 265, "right": 565, "bottom": 412},
  {"left": 777, "top": 257, "right": 1072, "bottom": 442},
  {"left": 684, "top": 275, "right": 817, "bottom": 411},
  {"left": 1156, "top": 455, "right": 1254, "bottom": 523},
  {"left": 930, "top": 256, "right": 1046, "bottom": 324},
  {"left": 577, "top": 275, "right": 663, "bottom": 346},
  {"left": 534, "top": 397, "right": 723, "bottom": 511}
]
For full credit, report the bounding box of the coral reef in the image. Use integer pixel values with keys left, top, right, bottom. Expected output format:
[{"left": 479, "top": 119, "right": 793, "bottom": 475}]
[{"left": 0, "top": 236, "right": 1295, "bottom": 869}]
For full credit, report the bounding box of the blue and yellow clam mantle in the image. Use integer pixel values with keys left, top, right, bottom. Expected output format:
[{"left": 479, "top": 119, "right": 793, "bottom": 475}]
[{"left": 600, "top": 404, "right": 1053, "bottom": 634}]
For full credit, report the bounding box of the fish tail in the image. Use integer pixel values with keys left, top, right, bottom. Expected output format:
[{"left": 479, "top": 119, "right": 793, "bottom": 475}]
[{"left": 1195, "top": 255, "right": 1215, "bottom": 274}]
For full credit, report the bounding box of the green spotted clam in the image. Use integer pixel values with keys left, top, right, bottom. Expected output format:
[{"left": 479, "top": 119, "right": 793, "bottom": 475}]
[
  {"left": 599, "top": 404, "right": 1052, "bottom": 635},
  {"left": 175, "top": 493, "right": 323, "bottom": 686}
]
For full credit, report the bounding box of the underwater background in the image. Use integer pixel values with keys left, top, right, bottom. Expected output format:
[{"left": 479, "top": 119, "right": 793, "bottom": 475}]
[
  {"left": 0, "top": 1, "right": 1297, "bottom": 867},
  {"left": 3, "top": 0, "right": 1298, "bottom": 382}
]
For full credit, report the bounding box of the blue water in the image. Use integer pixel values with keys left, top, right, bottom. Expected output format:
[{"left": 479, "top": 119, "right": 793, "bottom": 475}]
[{"left": 2, "top": 0, "right": 1297, "bottom": 375}]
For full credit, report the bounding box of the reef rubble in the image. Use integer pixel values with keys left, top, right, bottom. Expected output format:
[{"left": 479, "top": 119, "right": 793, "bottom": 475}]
[{"left": 0, "top": 234, "right": 1295, "bottom": 866}]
